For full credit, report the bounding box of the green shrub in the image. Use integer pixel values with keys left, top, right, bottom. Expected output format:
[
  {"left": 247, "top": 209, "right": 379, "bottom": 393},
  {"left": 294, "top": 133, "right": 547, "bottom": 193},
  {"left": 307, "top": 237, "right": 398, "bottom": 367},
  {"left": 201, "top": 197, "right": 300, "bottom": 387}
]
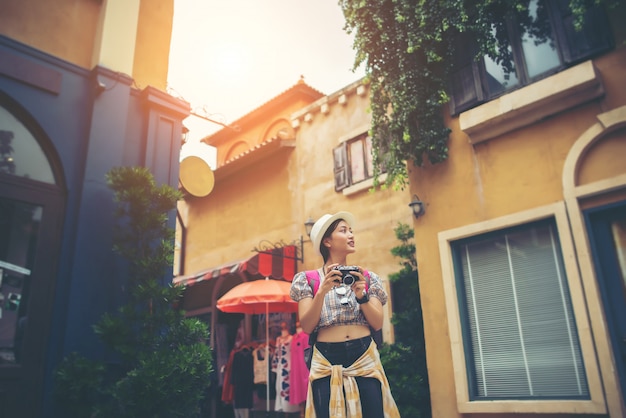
[
  {"left": 379, "top": 223, "right": 431, "bottom": 417},
  {"left": 55, "top": 167, "right": 212, "bottom": 418}
]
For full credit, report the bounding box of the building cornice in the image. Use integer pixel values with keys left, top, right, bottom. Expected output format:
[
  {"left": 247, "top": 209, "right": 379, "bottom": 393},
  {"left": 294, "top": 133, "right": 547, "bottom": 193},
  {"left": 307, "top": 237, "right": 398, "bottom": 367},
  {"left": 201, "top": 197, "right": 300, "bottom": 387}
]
[{"left": 291, "top": 76, "right": 368, "bottom": 129}]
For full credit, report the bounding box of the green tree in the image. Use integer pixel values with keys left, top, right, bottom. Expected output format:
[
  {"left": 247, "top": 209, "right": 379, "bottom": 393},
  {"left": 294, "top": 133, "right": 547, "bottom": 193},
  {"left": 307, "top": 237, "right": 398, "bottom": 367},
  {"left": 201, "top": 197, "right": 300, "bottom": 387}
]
[
  {"left": 55, "top": 166, "right": 212, "bottom": 418},
  {"left": 338, "top": 0, "right": 619, "bottom": 189},
  {"left": 379, "top": 223, "right": 430, "bottom": 417}
]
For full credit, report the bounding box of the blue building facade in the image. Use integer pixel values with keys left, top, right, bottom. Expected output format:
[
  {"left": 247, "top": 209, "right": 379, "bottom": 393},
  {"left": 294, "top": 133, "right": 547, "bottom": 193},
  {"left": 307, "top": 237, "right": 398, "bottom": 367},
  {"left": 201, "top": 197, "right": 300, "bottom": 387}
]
[{"left": 0, "top": 34, "right": 187, "bottom": 417}]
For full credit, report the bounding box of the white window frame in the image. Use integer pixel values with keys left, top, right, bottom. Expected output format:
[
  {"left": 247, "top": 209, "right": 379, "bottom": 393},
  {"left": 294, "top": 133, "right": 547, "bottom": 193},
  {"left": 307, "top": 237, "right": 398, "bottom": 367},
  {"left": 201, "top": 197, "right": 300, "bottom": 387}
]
[{"left": 438, "top": 202, "right": 606, "bottom": 414}]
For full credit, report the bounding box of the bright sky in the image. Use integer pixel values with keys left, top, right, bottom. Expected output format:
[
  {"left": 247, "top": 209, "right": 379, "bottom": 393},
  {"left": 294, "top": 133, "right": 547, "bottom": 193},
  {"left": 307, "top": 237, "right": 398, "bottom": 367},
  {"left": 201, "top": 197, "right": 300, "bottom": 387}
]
[{"left": 167, "top": 0, "right": 366, "bottom": 143}]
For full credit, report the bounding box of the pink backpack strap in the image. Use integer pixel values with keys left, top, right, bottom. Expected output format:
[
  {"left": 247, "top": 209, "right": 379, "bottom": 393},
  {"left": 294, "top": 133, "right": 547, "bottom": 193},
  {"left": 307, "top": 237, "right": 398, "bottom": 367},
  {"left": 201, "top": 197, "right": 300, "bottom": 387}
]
[
  {"left": 306, "top": 269, "right": 370, "bottom": 295},
  {"left": 363, "top": 270, "right": 370, "bottom": 291},
  {"left": 305, "top": 270, "right": 320, "bottom": 295}
]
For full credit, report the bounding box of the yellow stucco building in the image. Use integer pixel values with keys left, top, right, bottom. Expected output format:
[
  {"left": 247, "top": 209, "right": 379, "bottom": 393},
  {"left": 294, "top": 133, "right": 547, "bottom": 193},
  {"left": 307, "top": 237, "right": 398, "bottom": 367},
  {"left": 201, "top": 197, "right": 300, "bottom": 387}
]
[
  {"left": 175, "top": 77, "right": 414, "bottom": 414},
  {"left": 177, "top": 2, "right": 626, "bottom": 417},
  {"left": 408, "top": 3, "right": 626, "bottom": 417}
]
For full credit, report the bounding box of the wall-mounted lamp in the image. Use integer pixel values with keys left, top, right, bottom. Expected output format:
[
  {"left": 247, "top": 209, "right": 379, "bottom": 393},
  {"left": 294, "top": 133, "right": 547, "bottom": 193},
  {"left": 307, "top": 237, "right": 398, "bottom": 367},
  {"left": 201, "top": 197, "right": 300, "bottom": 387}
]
[
  {"left": 409, "top": 195, "right": 426, "bottom": 219},
  {"left": 181, "top": 125, "right": 189, "bottom": 145},
  {"left": 304, "top": 217, "right": 315, "bottom": 237}
]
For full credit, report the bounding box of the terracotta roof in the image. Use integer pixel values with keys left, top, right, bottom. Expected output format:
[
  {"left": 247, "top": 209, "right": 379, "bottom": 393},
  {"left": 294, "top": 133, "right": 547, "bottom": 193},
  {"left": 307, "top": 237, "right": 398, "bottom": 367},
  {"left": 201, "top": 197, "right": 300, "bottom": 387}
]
[
  {"left": 215, "top": 137, "right": 296, "bottom": 181},
  {"left": 202, "top": 77, "right": 325, "bottom": 146}
]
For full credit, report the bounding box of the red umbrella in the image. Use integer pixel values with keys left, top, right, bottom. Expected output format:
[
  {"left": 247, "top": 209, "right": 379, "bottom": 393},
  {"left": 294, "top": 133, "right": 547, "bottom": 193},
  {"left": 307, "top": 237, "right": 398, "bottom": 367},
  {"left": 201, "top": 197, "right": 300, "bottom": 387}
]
[{"left": 217, "top": 277, "right": 298, "bottom": 412}]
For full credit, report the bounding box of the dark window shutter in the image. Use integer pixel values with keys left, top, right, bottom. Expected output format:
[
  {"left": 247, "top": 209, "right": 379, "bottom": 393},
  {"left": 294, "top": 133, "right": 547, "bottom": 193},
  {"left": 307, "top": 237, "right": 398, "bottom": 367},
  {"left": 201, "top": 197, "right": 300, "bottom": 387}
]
[
  {"left": 333, "top": 143, "right": 350, "bottom": 191},
  {"left": 449, "top": 62, "right": 485, "bottom": 115},
  {"left": 551, "top": 0, "right": 613, "bottom": 64},
  {"left": 449, "top": 36, "right": 485, "bottom": 115}
]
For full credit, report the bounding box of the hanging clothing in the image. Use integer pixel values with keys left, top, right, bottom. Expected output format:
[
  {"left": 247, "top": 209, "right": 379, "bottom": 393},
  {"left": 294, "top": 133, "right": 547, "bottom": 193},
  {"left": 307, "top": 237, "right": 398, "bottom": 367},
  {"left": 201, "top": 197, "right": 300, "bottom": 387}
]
[
  {"left": 253, "top": 343, "right": 276, "bottom": 401},
  {"left": 271, "top": 334, "right": 300, "bottom": 413},
  {"left": 221, "top": 349, "right": 236, "bottom": 404},
  {"left": 214, "top": 323, "right": 230, "bottom": 387},
  {"left": 253, "top": 344, "right": 270, "bottom": 384},
  {"left": 231, "top": 346, "right": 255, "bottom": 409},
  {"left": 289, "top": 330, "right": 310, "bottom": 405},
  {"left": 233, "top": 408, "right": 249, "bottom": 418}
]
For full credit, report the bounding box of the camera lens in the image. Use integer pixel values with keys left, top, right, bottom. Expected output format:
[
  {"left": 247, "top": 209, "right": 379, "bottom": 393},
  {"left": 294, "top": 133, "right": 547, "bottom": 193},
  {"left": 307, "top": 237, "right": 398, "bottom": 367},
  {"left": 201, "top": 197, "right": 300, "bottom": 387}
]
[{"left": 343, "top": 274, "right": 355, "bottom": 286}]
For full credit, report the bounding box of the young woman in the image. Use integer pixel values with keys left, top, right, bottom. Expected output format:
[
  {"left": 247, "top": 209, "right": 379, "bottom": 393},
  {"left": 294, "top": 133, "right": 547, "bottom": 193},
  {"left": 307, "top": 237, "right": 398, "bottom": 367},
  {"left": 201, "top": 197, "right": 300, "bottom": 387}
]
[{"left": 290, "top": 211, "right": 399, "bottom": 418}]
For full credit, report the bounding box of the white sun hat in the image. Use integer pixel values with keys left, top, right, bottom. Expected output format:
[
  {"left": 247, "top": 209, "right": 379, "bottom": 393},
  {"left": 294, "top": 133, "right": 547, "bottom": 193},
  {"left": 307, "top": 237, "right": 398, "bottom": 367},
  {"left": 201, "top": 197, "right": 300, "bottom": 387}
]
[{"left": 310, "top": 211, "right": 355, "bottom": 256}]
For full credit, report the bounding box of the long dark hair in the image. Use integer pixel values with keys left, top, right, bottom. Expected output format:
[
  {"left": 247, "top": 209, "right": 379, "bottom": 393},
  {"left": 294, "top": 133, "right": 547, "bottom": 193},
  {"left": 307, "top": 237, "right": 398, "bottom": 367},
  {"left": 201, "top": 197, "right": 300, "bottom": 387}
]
[{"left": 320, "top": 218, "right": 344, "bottom": 263}]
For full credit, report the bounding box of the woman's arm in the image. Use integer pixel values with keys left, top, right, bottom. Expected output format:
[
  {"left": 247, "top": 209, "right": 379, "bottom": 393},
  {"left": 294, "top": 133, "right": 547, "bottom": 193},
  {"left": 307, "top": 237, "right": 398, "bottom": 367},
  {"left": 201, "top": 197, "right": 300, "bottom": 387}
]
[
  {"left": 297, "top": 265, "right": 342, "bottom": 334},
  {"left": 350, "top": 269, "right": 385, "bottom": 331},
  {"left": 357, "top": 296, "right": 384, "bottom": 331},
  {"left": 297, "top": 296, "right": 323, "bottom": 335}
]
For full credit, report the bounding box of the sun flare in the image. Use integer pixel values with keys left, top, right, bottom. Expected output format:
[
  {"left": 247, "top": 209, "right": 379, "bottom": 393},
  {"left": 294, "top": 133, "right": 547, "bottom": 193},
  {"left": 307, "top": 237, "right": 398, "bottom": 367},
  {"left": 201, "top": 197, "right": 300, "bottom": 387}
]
[{"left": 212, "top": 44, "right": 247, "bottom": 78}]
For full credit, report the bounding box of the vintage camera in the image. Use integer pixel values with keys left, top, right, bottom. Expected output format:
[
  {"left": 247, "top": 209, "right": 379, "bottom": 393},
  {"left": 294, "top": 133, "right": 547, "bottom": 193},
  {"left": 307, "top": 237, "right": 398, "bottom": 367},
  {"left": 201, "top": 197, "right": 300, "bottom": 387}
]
[{"left": 335, "top": 265, "right": 360, "bottom": 286}]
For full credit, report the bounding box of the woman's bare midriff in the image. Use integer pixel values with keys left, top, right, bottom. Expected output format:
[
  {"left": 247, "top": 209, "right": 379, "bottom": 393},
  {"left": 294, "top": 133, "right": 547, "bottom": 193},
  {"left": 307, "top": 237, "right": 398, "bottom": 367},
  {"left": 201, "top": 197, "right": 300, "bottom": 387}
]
[{"left": 316, "top": 324, "right": 371, "bottom": 342}]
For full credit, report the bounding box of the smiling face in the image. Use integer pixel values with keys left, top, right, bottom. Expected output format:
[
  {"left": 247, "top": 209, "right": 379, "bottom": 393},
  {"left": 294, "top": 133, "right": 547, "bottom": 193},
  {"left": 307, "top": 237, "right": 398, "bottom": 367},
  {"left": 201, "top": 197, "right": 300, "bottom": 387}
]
[{"left": 322, "top": 219, "right": 355, "bottom": 257}]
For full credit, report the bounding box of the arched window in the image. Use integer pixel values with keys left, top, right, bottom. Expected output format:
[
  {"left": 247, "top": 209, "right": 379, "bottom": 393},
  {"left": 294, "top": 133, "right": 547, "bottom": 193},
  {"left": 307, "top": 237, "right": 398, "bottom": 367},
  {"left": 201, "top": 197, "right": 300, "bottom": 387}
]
[
  {"left": 0, "top": 93, "right": 65, "bottom": 416},
  {"left": 0, "top": 105, "right": 54, "bottom": 183}
]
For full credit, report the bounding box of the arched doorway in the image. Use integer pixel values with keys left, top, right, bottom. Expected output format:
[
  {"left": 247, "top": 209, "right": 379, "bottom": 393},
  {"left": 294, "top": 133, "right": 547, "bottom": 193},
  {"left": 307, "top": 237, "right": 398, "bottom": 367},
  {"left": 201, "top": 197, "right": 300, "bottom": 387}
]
[
  {"left": 586, "top": 201, "right": 626, "bottom": 404},
  {"left": 0, "top": 93, "right": 65, "bottom": 416},
  {"left": 562, "top": 105, "right": 626, "bottom": 416}
]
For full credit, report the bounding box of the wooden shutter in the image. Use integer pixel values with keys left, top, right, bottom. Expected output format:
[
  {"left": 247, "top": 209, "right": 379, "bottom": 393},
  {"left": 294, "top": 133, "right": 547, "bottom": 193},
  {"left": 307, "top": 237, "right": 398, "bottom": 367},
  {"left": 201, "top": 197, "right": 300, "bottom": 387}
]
[
  {"left": 449, "top": 36, "right": 485, "bottom": 115},
  {"left": 333, "top": 143, "right": 350, "bottom": 191}
]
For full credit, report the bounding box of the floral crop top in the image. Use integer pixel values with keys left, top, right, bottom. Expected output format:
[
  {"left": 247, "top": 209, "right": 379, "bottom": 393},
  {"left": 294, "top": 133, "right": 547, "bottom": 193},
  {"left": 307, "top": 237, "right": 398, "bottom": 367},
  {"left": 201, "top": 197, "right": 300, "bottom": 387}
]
[{"left": 289, "top": 268, "right": 388, "bottom": 332}]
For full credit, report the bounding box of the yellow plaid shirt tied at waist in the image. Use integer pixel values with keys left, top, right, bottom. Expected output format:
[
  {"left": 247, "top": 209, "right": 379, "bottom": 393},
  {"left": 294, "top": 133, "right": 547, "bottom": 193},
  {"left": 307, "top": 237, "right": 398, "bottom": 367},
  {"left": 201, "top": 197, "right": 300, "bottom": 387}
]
[{"left": 305, "top": 339, "right": 400, "bottom": 418}]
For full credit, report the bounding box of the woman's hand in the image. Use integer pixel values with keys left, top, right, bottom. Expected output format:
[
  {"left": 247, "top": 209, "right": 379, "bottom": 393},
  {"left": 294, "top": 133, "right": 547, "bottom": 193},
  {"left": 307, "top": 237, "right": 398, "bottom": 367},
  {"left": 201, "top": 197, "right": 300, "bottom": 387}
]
[
  {"left": 349, "top": 267, "right": 385, "bottom": 330},
  {"left": 320, "top": 263, "right": 341, "bottom": 295},
  {"left": 350, "top": 267, "right": 368, "bottom": 299}
]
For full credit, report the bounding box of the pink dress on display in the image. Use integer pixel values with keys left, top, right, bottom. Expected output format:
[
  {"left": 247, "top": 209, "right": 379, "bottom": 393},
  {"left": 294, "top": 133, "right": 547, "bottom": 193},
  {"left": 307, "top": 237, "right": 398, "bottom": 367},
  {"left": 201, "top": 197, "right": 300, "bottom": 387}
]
[{"left": 289, "top": 330, "right": 310, "bottom": 405}]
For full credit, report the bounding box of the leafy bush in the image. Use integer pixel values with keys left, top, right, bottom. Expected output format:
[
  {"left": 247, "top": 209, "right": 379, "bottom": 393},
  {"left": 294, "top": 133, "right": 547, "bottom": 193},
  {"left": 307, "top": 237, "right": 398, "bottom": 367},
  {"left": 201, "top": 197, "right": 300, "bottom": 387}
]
[
  {"left": 379, "top": 223, "right": 431, "bottom": 417},
  {"left": 55, "top": 167, "right": 212, "bottom": 418},
  {"left": 338, "top": 0, "right": 619, "bottom": 188}
]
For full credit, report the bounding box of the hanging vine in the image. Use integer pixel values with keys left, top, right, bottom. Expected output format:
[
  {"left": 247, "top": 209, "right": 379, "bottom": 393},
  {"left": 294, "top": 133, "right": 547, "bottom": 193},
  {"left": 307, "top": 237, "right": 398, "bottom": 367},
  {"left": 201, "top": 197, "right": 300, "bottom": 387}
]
[{"left": 338, "top": 0, "right": 619, "bottom": 189}]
